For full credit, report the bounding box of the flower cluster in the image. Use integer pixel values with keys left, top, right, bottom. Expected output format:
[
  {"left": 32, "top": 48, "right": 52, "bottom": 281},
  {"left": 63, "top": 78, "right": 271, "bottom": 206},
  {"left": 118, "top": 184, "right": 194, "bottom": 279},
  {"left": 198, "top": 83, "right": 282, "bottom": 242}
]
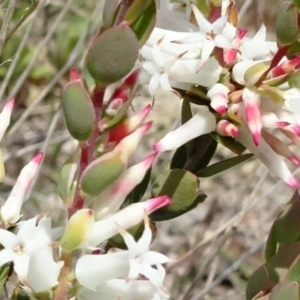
[
  {"left": 0, "top": 92, "right": 171, "bottom": 299},
  {"left": 141, "top": 0, "right": 300, "bottom": 187}
]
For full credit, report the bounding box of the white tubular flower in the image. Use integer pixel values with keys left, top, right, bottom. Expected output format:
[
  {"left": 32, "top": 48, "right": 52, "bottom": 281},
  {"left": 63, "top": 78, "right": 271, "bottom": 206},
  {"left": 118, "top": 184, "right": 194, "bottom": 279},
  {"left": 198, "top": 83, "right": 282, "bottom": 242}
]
[
  {"left": 86, "top": 195, "right": 172, "bottom": 247},
  {"left": 153, "top": 107, "right": 216, "bottom": 152},
  {"left": 0, "top": 99, "right": 14, "bottom": 143},
  {"left": 77, "top": 279, "right": 169, "bottom": 300},
  {"left": 0, "top": 216, "right": 61, "bottom": 293},
  {"left": 236, "top": 125, "right": 300, "bottom": 188},
  {"left": 1, "top": 153, "right": 43, "bottom": 225},
  {"left": 76, "top": 215, "right": 169, "bottom": 292}
]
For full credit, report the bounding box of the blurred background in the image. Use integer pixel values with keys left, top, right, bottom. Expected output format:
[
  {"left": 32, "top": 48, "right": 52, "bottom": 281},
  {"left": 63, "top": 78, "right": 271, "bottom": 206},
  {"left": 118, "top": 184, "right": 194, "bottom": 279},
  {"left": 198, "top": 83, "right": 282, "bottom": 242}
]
[{"left": 0, "top": 0, "right": 295, "bottom": 299}]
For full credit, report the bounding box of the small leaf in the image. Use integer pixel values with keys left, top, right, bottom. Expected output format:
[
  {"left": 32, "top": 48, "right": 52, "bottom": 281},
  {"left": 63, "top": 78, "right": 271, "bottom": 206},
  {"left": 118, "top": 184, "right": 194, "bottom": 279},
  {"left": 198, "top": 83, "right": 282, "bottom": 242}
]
[
  {"left": 265, "top": 223, "right": 278, "bottom": 263},
  {"left": 62, "top": 80, "right": 95, "bottom": 141},
  {"left": 196, "top": 153, "right": 254, "bottom": 178},
  {"left": 246, "top": 265, "right": 272, "bottom": 300},
  {"left": 57, "top": 153, "right": 78, "bottom": 205},
  {"left": 267, "top": 243, "right": 300, "bottom": 283},
  {"left": 210, "top": 132, "right": 246, "bottom": 154},
  {"left": 150, "top": 193, "right": 206, "bottom": 221},
  {"left": 274, "top": 191, "right": 300, "bottom": 245},
  {"left": 85, "top": 26, "right": 139, "bottom": 84},
  {"left": 285, "top": 254, "right": 300, "bottom": 283},
  {"left": 270, "top": 281, "right": 299, "bottom": 300},
  {"left": 129, "top": 0, "right": 156, "bottom": 47},
  {"left": 81, "top": 151, "right": 126, "bottom": 196},
  {"left": 102, "top": 0, "right": 119, "bottom": 30},
  {"left": 124, "top": 0, "right": 152, "bottom": 23},
  {"left": 150, "top": 169, "right": 200, "bottom": 221},
  {"left": 288, "top": 69, "right": 300, "bottom": 88},
  {"left": 276, "top": 2, "right": 299, "bottom": 45},
  {"left": 0, "top": 264, "right": 11, "bottom": 294}
]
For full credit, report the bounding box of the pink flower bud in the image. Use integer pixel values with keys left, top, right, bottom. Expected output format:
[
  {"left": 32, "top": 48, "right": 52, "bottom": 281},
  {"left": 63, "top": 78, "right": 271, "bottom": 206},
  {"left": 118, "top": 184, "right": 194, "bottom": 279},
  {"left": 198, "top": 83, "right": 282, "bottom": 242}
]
[
  {"left": 216, "top": 120, "right": 240, "bottom": 137},
  {"left": 242, "top": 87, "right": 262, "bottom": 146},
  {"left": 1, "top": 153, "right": 43, "bottom": 224},
  {"left": 268, "top": 57, "right": 300, "bottom": 79},
  {"left": 207, "top": 83, "right": 230, "bottom": 114}
]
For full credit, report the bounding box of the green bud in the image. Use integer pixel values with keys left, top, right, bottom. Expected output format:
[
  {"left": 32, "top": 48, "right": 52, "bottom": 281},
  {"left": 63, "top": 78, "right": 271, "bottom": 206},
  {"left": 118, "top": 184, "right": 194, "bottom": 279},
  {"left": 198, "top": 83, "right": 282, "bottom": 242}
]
[
  {"left": 85, "top": 25, "right": 139, "bottom": 85},
  {"left": 244, "top": 61, "right": 270, "bottom": 86},
  {"left": 61, "top": 209, "right": 94, "bottom": 252},
  {"left": 62, "top": 80, "right": 95, "bottom": 141},
  {"left": 80, "top": 150, "right": 126, "bottom": 196},
  {"left": 57, "top": 150, "right": 78, "bottom": 205},
  {"left": 276, "top": 2, "right": 299, "bottom": 45}
]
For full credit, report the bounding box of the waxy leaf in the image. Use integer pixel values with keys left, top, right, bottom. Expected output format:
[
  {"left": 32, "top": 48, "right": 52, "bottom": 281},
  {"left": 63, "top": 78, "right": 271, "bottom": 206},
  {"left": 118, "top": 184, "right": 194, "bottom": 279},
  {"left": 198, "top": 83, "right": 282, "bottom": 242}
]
[
  {"left": 265, "top": 191, "right": 300, "bottom": 262},
  {"left": 196, "top": 153, "right": 253, "bottom": 177},
  {"left": 270, "top": 281, "right": 299, "bottom": 300},
  {"left": 129, "top": 0, "right": 156, "bottom": 47},
  {"left": 151, "top": 169, "right": 201, "bottom": 221},
  {"left": 102, "top": 0, "right": 119, "bottom": 30},
  {"left": 57, "top": 151, "right": 78, "bottom": 205},
  {"left": 81, "top": 151, "right": 125, "bottom": 196},
  {"left": 276, "top": 2, "right": 299, "bottom": 45},
  {"left": 62, "top": 81, "right": 95, "bottom": 141},
  {"left": 124, "top": 0, "right": 152, "bottom": 24},
  {"left": 210, "top": 132, "right": 246, "bottom": 154},
  {"left": 86, "top": 26, "right": 139, "bottom": 84},
  {"left": 246, "top": 265, "right": 272, "bottom": 300}
]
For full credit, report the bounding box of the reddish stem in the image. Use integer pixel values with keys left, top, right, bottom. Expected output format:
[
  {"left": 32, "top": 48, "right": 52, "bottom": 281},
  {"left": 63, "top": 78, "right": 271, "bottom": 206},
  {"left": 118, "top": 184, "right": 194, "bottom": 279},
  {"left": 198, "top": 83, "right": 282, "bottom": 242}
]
[{"left": 68, "top": 85, "right": 105, "bottom": 218}]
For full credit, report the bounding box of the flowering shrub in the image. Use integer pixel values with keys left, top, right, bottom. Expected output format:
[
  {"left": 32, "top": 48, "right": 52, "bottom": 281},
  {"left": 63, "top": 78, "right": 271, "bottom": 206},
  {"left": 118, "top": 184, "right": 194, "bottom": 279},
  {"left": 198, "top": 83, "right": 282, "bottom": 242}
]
[{"left": 1, "top": 0, "right": 300, "bottom": 299}]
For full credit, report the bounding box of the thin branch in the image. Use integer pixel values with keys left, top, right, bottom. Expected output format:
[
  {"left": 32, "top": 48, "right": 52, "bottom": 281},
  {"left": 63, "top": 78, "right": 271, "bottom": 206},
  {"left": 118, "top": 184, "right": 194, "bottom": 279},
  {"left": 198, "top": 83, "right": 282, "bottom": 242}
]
[
  {"left": 190, "top": 238, "right": 267, "bottom": 300},
  {"left": 5, "top": 0, "right": 104, "bottom": 139},
  {"left": 0, "top": 0, "right": 16, "bottom": 57},
  {"left": 5, "top": 0, "right": 74, "bottom": 104}
]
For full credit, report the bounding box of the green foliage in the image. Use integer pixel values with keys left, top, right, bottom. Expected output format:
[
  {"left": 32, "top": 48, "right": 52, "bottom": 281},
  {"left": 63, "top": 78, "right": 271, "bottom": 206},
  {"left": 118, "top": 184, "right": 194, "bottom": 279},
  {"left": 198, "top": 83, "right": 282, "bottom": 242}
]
[
  {"left": 151, "top": 169, "right": 203, "bottom": 221},
  {"left": 85, "top": 26, "right": 139, "bottom": 85},
  {"left": 80, "top": 152, "right": 126, "bottom": 196},
  {"left": 61, "top": 80, "right": 95, "bottom": 141},
  {"left": 276, "top": 1, "right": 299, "bottom": 45},
  {"left": 247, "top": 191, "right": 300, "bottom": 299}
]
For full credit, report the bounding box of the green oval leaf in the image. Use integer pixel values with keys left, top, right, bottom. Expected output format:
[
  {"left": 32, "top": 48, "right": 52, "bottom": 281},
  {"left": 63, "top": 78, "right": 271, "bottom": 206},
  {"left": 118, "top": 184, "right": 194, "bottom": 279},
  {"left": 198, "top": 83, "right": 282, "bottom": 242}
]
[
  {"left": 62, "top": 81, "right": 95, "bottom": 141},
  {"left": 85, "top": 26, "right": 139, "bottom": 84},
  {"left": 246, "top": 265, "right": 272, "bottom": 300},
  {"left": 81, "top": 151, "right": 126, "bottom": 196},
  {"left": 150, "top": 169, "right": 202, "bottom": 221}
]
